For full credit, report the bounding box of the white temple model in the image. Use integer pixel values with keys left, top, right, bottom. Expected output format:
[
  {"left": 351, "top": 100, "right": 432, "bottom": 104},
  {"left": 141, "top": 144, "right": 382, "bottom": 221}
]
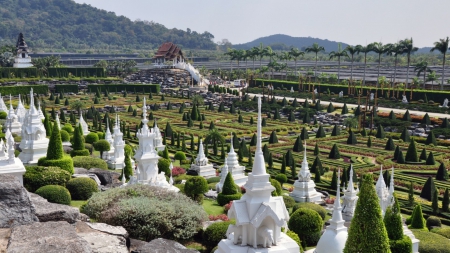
[
  {"left": 216, "top": 134, "right": 248, "bottom": 192},
  {"left": 18, "top": 89, "right": 49, "bottom": 164},
  {"left": 153, "top": 119, "right": 165, "bottom": 151},
  {"left": 0, "top": 94, "right": 8, "bottom": 114},
  {"left": 103, "top": 118, "right": 115, "bottom": 161},
  {"left": 314, "top": 169, "right": 348, "bottom": 253},
  {"left": 37, "top": 102, "right": 45, "bottom": 120},
  {"left": 107, "top": 115, "right": 126, "bottom": 170},
  {"left": 15, "top": 95, "right": 27, "bottom": 125},
  {"left": 216, "top": 159, "right": 229, "bottom": 193},
  {"left": 55, "top": 113, "right": 61, "bottom": 130},
  {"left": 188, "top": 139, "right": 216, "bottom": 178},
  {"left": 341, "top": 164, "right": 359, "bottom": 221},
  {"left": 216, "top": 97, "right": 299, "bottom": 253},
  {"left": 6, "top": 96, "right": 22, "bottom": 136},
  {"left": 13, "top": 33, "right": 33, "bottom": 68},
  {"left": 131, "top": 98, "right": 179, "bottom": 192},
  {"left": 290, "top": 142, "right": 322, "bottom": 203},
  {"left": 78, "top": 113, "right": 90, "bottom": 135},
  {"left": 0, "top": 129, "right": 26, "bottom": 185}
]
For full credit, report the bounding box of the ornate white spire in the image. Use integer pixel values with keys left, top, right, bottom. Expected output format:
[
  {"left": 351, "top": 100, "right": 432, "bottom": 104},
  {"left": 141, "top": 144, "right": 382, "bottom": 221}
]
[
  {"left": 55, "top": 113, "right": 61, "bottom": 130},
  {"left": 196, "top": 139, "right": 207, "bottom": 162},
  {"left": 8, "top": 95, "right": 14, "bottom": 114},
  {"left": 347, "top": 164, "right": 356, "bottom": 193},
  {"left": 29, "top": 88, "right": 37, "bottom": 115},
  {"left": 329, "top": 169, "right": 345, "bottom": 227},
  {"left": 7, "top": 133, "right": 15, "bottom": 163},
  {"left": 376, "top": 165, "right": 386, "bottom": 189},
  {"left": 252, "top": 97, "right": 266, "bottom": 175},
  {"left": 230, "top": 132, "right": 235, "bottom": 153},
  {"left": 169, "top": 162, "right": 174, "bottom": 185},
  {"left": 297, "top": 140, "right": 312, "bottom": 181}
]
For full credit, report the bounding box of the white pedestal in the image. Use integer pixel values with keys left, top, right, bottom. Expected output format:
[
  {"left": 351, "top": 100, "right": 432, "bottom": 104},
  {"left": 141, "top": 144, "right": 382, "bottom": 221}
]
[
  {"left": 0, "top": 158, "right": 26, "bottom": 185},
  {"left": 290, "top": 180, "right": 322, "bottom": 203},
  {"left": 18, "top": 139, "right": 49, "bottom": 164},
  {"left": 216, "top": 232, "right": 299, "bottom": 253},
  {"left": 190, "top": 164, "right": 216, "bottom": 178}
]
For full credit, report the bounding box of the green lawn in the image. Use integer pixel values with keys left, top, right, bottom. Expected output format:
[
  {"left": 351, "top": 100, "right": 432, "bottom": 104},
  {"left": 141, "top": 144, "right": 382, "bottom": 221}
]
[
  {"left": 70, "top": 200, "right": 87, "bottom": 210},
  {"left": 202, "top": 198, "right": 225, "bottom": 215}
]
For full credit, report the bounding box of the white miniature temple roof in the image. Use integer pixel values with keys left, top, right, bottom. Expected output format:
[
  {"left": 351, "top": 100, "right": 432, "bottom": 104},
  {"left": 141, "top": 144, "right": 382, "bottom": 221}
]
[
  {"left": 251, "top": 97, "right": 266, "bottom": 176},
  {"left": 196, "top": 139, "right": 208, "bottom": 163},
  {"left": 346, "top": 164, "right": 356, "bottom": 193}
]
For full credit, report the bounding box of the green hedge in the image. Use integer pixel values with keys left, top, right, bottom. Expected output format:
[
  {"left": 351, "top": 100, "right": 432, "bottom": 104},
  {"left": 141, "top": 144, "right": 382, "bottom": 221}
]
[
  {"left": 203, "top": 220, "right": 235, "bottom": 248},
  {"left": 412, "top": 229, "right": 450, "bottom": 253},
  {"left": 38, "top": 156, "right": 74, "bottom": 174},
  {"left": 35, "top": 185, "right": 71, "bottom": 205},
  {"left": 88, "top": 84, "right": 160, "bottom": 94},
  {"left": 23, "top": 166, "right": 71, "bottom": 192},
  {"left": 48, "top": 68, "right": 106, "bottom": 78},
  {"left": 66, "top": 177, "right": 99, "bottom": 200},
  {"left": 389, "top": 235, "right": 412, "bottom": 253},
  {"left": 0, "top": 68, "right": 38, "bottom": 78},
  {"left": 217, "top": 193, "right": 242, "bottom": 206},
  {"left": 0, "top": 85, "right": 48, "bottom": 95},
  {"left": 55, "top": 85, "right": 79, "bottom": 93},
  {"left": 72, "top": 156, "right": 108, "bottom": 170},
  {"left": 70, "top": 149, "right": 90, "bottom": 157}
]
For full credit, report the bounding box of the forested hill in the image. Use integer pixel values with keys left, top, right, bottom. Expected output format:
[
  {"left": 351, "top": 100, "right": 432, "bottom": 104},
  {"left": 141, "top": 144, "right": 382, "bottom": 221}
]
[
  {"left": 233, "top": 34, "right": 349, "bottom": 52},
  {"left": 0, "top": 0, "right": 216, "bottom": 51}
]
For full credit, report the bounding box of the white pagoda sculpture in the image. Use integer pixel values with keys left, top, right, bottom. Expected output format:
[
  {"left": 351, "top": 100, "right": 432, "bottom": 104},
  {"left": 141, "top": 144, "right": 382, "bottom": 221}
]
[
  {"left": 103, "top": 118, "right": 115, "bottom": 161},
  {"left": 153, "top": 119, "right": 165, "bottom": 151},
  {"left": 216, "top": 97, "right": 299, "bottom": 253},
  {"left": 13, "top": 33, "right": 33, "bottom": 68},
  {"left": 216, "top": 135, "right": 248, "bottom": 192},
  {"left": 376, "top": 165, "right": 393, "bottom": 216},
  {"left": 107, "top": 115, "right": 126, "bottom": 170},
  {"left": 188, "top": 139, "right": 216, "bottom": 178},
  {"left": 0, "top": 94, "right": 8, "bottom": 114},
  {"left": 18, "top": 89, "right": 49, "bottom": 164},
  {"left": 131, "top": 98, "right": 179, "bottom": 192},
  {"left": 290, "top": 142, "right": 322, "bottom": 203},
  {"left": 37, "top": 102, "right": 45, "bottom": 120},
  {"left": 342, "top": 164, "right": 359, "bottom": 221},
  {"left": 78, "top": 113, "right": 89, "bottom": 135},
  {"left": 15, "top": 95, "right": 27, "bottom": 124},
  {"left": 315, "top": 169, "right": 348, "bottom": 253},
  {"left": 6, "top": 96, "right": 22, "bottom": 136},
  {"left": 0, "top": 129, "right": 26, "bottom": 185},
  {"left": 216, "top": 159, "right": 229, "bottom": 193}
]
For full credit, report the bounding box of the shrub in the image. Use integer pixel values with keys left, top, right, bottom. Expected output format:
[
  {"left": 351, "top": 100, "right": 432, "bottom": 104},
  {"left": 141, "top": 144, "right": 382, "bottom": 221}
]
[
  {"left": 82, "top": 185, "right": 207, "bottom": 241},
  {"left": 329, "top": 144, "right": 341, "bottom": 159},
  {"left": 436, "top": 163, "right": 448, "bottom": 181},
  {"left": 61, "top": 123, "right": 73, "bottom": 133},
  {"left": 60, "top": 130, "right": 70, "bottom": 142},
  {"left": 270, "top": 178, "right": 282, "bottom": 196},
  {"left": 431, "top": 227, "right": 450, "bottom": 239},
  {"left": 409, "top": 204, "right": 426, "bottom": 230},
  {"left": 0, "top": 111, "right": 7, "bottom": 119},
  {"left": 426, "top": 216, "right": 441, "bottom": 230},
  {"left": 35, "top": 185, "right": 71, "bottom": 205},
  {"left": 207, "top": 177, "right": 220, "bottom": 184},
  {"left": 288, "top": 208, "right": 323, "bottom": 246},
  {"left": 283, "top": 195, "right": 296, "bottom": 209},
  {"left": 286, "top": 230, "right": 303, "bottom": 252},
  {"left": 72, "top": 156, "right": 108, "bottom": 170},
  {"left": 66, "top": 177, "right": 99, "bottom": 200},
  {"left": 184, "top": 176, "right": 208, "bottom": 204},
  {"left": 405, "top": 139, "right": 419, "bottom": 162},
  {"left": 389, "top": 235, "right": 412, "bottom": 253},
  {"left": 174, "top": 151, "right": 186, "bottom": 164},
  {"left": 157, "top": 158, "right": 171, "bottom": 176},
  {"left": 93, "top": 140, "right": 110, "bottom": 158},
  {"left": 275, "top": 174, "right": 288, "bottom": 186},
  {"left": 71, "top": 149, "right": 90, "bottom": 157},
  {"left": 420, "top": 177, "right": 436, "bottom": 201},
  {"left": 412, "top": 228, "right": 450, "bottom": 253},
  {"left": 171, "top": 167, "right": 186, "bottom": 176},
  {"left": 46, "top": 122, "right": 64, "bottom": 160},
  {"left": 174, "top": 174, "right": 193, "bottom": 184},
  {"left": 85, "top": 132, "right": 99, "bottom": 144},
  {"left": 23, "top": 166, "right": 71, "bottom": 192},
  {"left": 292, "top": 202, "right": 327, "bottom": 220},
  {"left": 217, "top": 193, "right": 242, "bottom": 206},
  {"left": 203, "top": 220, "right": 236, "bottom": 248},
  {"left": 38, "top": 155, "right": 74, "bottom": 174}
]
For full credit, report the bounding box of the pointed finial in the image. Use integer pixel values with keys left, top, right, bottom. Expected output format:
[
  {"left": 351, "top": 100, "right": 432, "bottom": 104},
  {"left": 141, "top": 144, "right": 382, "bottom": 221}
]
[
  {"left": 336, "top": 169, "right": 341, "bottom": 208},
  {"left": 230, "top": 133, "right": 234, "bottom": 152}
]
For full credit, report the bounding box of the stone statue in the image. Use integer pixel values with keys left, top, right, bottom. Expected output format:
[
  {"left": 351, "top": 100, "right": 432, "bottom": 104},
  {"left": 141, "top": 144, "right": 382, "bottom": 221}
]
[
  {"left": 257, "top": 226, "right": 274, "bottom": 248},
  {"left": 402, "top": 95, "right": 408, "bottom": 104},
  {"left": 339, "top": 91, "right": 343, "bottom": 98},
  {"left": 370, "top": 93, "right": 374, "bottom": 101},
  {"left": 443, "top": 98, "right": 448, "bottom": 108},
  {"left": 290, "top": 86, "right": 294, "bottom": 93}
]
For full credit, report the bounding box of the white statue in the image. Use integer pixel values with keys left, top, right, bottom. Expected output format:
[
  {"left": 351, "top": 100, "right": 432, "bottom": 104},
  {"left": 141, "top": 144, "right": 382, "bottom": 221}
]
[
  {"left": 443, "top": 98, "right": 448, "bottom": 108},
  {"left": 402, "top": 95, "right": 408, "bottom": 104},
  {"left": 314, "top": 89, "right": 318, "bottom": 95},
  {"left": 257, "top": 226, "right": 275, "bottom": 248},
  {"left": 290, "top": 87, "right": 294, "bottom": 93},
  {"left": 370, "top": 93, "right": 374, "bottom": 101},
  {"left": 339, "top": 91, "right": 343, "bottom": 98}
]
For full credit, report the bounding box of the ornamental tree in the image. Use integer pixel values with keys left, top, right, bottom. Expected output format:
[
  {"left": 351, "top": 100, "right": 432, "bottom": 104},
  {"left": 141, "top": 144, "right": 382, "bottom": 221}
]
[
  {"left": 436, "top": 163, "right": 448, "bottom": 181},
  {"left": 46, "top": 122, "right": 64, "bottom": 160},
  {"left": 400, "top": 128, "right": 411, "bottom": 142},
  {"left": 375, "top": 124, "right": 386, "bottom": 139},
  {"left": 93, "top": 140, "right": 111, "bottom": 159},
  {"left": 347, "top": 128, "right": 357, "bottom": 145},
  {"left": 316, "top": 125, "right": 326, "bottom": 138},
  {"left": 331, "top": 124, "right": 340, "bottom": 136},
  {"left": 405, "top": 139, "right": 419, "bottom": 162},
  {"left": 420, "top": 176, "right": 436, "bottom": 201},
  {"left": 269, "top": 131, "right": 278, "bottom": 144},
  {"left": 385, "top": 136, "right": 395, "bottom": 150},
  {"left": 293, "top": 135, "right": 304, "bottom": 152},
  {"left": 329, "top": 144, "right": 341, "bottom": 159}
]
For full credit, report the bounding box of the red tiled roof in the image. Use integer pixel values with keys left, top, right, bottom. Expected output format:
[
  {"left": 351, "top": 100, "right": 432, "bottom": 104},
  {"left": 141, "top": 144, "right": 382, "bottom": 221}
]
[{"left": 153, "top": 42, "right": 184, "bottom": 60}]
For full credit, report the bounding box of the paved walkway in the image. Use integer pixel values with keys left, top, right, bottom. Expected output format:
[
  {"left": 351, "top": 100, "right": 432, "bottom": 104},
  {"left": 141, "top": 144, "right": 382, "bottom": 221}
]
[{"left": 246, "top": 93, "right": 450, "bottom": 119}]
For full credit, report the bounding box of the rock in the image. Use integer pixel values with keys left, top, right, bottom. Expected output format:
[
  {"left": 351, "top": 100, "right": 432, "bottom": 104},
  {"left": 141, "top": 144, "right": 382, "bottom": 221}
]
[
  {"left": 74, "top": 167, "right": 89, "bottom": 174},
  {"left": 78, "top": 232, "right": 128, "bottom": 253},
  {"left": 86, "top": 222, "right": 128, "bottom": 238},
  {"left": 0, "top": 228, "right": 11, "bottom": 253},
  {"left": 131, "top": 238, "right": 199, "bottom": 253},
  {"left": 0, "top": 175, "right": 38, "bottom": 228},
  {"left": 100, "top": 182, "right": 124, "bottom": 191},
  {"left": 7, "top": 221, "right": 91, "bottom": 253},
  {"left": 89, "top": 168, "right": 121, "bottom": 185},
  {"left": 28, "top": 193, "right": 81, "bottom": 224}
]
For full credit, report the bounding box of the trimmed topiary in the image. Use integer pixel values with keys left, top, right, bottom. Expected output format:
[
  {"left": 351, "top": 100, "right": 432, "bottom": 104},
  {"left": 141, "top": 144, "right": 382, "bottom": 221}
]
[
  {"left": 283, "top": 195, "right": 296, "bottom": 209},
  {"left": 310, "top": 156, "right": 323, "bottom": 175},
  {"left": 85, "top": 132, "right": 99, "bottom": 144},
  {"left": 300, "top": 127, "right": 309, "bottom": 140},
  {"left": 425, "top": 131, "right": 437, "bottom": 146},
  {"left": 385, "top": 136, "right": 395, "bottom": 151},
  {"left": 426, "top": 152, "right": 435, "bottom": 165},
  {"left": 402, "top": 110, "right": 411, "bottom": 121},
  {"left": 184, "top": 176, "right": 208, "bottom": 204},
  {"left": 292, "top": 202, "right": 327, "bottom": 220},
  {"left": 293, "top": 135, "right": 304, "bottom": 152},
  {"left": 331, "top": 124, "right": 341, "bottom": 136},
  {"left": 347, "top": 128, "right": 357, "bottom": 145},
  {"left": 420, "top": 176, "right": 436, "bottom": 201},
  {"left": 344, "top": 174, "right": 390, "bottom": 253},
  {"left": 35, "top": 185, "right": 71, "bottom": 205},
  {"left": 393, "top": 146, "right": 400, "bottom": 160},
  {"left": 328, "top": 144, "right": 341, "bottom": 159},
  {"left": 420, "top": 148, "right": 427, "bottom": 161},
  {"left": 286, "top": 230, "right": 303, "bottom": 252},
  {"left": 389, "top": 235, "right": 413, "bottom": 253},
  {"left": 405, "top": 139, "right": 419, "bottom": 162},
  {"left": 275, "top": 174, "right": 288, "bottom": 187},
  {"left": 327, "top": 102, "right": 335, "bottom": 113},
  {"left": 73, "top": 156, "right": 108, "bottom": 170},
  {"left": 443, "top": 188, "right": 449, "bottom": 212},
  {"left": 288, "top": 208, "right": 323, "bottom": 246},
  {"left": 203, "top": 220, "right": 236, "bottom": 249},
  {"left": 270, "top": 178, "right": 282, "bottom": 196},
  {"left": 400, "top": 128, "right": 411, "bottom": 142},
  {"left": 23, "top": 166, "right": 71, "bottom": 192},
  {"left": 397, "top": 150, "right": 405, "bottom": 164},
  {"left": 38, "top": 155, "right": 74, "bottom": 175},
  {"left": 367, "top": 136, "right": 372, "bottom": 147},
  {"left": 269, "top": 130, "right": 278, "bottom": 144},
  {"left": 217, "top": 172, "right": 242, "bottom": 206},
  {"left": 426, "top": 216, "right": 442, "bottom": 230},
  {"left": 46, "top": 122, "right": 64, "bottom": 160},
  {"left": 316, "top": 125, "right": 326, "bottom": 138},
  {"left": 341, "top": 103, "right": 348, "bottom": 114},
  {"left": 375, "top": 124, "right": 386, "bottom": 139},
  {"left": 66, "top": 177, "right": 99, "bottom": 200},
  {"left": 409, "top": 204, "right": 426, "bottom": 230},
  {"left": 60, "top": 130, "right": 70, "bottom": 142}
]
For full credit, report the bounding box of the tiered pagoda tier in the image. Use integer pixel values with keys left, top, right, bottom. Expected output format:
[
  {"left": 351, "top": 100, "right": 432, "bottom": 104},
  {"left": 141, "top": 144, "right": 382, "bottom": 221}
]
[
  {"left": 78, "top": 114, "right": 89, "bottom": 135},
  {"left": 216, "top": 97, "right": 299, "bottom": 253},
  {"left": 188, "top": 139, "right": 216, "bottom": 178},
  {"left": 0, "top": 94, "right": 7, "bottom": 114},
  {"left": 103, "top": 118, "right": 115, "bottom": 161},
  {"left": 6, "top": 96, "right": 22, "bottom": 136},
  {"left": 342, "top": 164, "right": 359, "bottom": 221},
  {"left": 0, "top": 129, "right": 26, "bottom": 185},
  {"left": 108, "top": 115, "right": 126, "bottom": 170},
  {"left": 15, "top": 95, "right": 27, "bottom": 124},
  {"left": 13, "top": 33, "right": 33, "bottom": 68},
  {"left": 18, "top": 89, "right": 49, "bottom": 164}
]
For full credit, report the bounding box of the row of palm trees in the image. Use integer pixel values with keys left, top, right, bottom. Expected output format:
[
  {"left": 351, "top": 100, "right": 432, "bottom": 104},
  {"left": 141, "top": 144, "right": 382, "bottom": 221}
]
[{"left": 223, "top": 37, "right": 449, "bottom": 90}]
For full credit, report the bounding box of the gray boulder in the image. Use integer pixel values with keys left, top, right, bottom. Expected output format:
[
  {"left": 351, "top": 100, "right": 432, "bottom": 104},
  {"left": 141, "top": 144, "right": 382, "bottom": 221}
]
[
  {"left": 0, "top": 175, "right": 38, "bottom": 228},
  {"left": 130, "top": 238, "right": 199, "bottom": 253},
  {"left": 28, "top": 193, "right": 81, "bottom": 224},
  {"left": 76, "top": 221, "right": 129, "bottom": 253},
  {"left": 7, "top": 221, "right": 91, "bottom": 253},
  {"left": 89, "top": 168, "right": 121, "bottom": 185}
]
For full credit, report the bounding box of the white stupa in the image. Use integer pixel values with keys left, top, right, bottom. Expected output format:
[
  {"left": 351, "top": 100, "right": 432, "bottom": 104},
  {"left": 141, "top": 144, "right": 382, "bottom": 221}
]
[
  {"left": 341, "top": 164, "right": 359, "bottom": 221},
  {"left": 78, "top": 113, "right": 89, "bottom": 135},
  {"left": 18, "top": 89, "right": 49, "bottom": 164},
  {"left": 315, "top": 169, "right": 348, "bottom": 253},
  {"left": 216, "top": 97, "right": 299, "bottom": 253},
  {"left": 103, "top": 118, "right": 115, "bottom": 161},
  {"left": 0, "top": 129, "right": 26, "bottom": 185},
  {"left": 55, "top": 113, "right": 61, "bottom": 130},
  {"left": 153, "top": 119, "right": 165, "bottom": 151},
  {"left": 189, "top": 139, "right": 216, "bottom": 178},
  {"left": 376, "top": 165, "right": 391, "bottom": 216},
  {"left": 107, "top": 114, "right": 126, "bottom": 170},
  {"left": 37, "top": 101, "right": 45, "bottom": 120},
  {"left": 0, "top": 94, "right": 8, "bottom": 114},
  {"left": 6, "top": 96, "right": 22, "bottom": 136},
  {"left": 216, "top": 134, "right": 248, "bottom": 192},
  {"left": 131, "top": 98, "right": 179, "bottom": 192},
  {"left": 13, "top": 33, "right": 33, "bottom": 68},
  {"left": 15, "top": 95, "right": 27, "bottom": 124},
  {"left": 290, "top": 142, "right": 322, "bottom": 203}
]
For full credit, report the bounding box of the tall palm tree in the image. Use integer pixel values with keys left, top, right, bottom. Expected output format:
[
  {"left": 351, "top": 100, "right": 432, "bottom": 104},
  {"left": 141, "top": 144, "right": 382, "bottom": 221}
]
[
  {"left": 401, "top": 38, "right": 418, "bottom": 88},
  {"left": 356, "top": 44, "right": 374, "bottom": 86},
  {"left": 289, "top": 48, "right": 304, "bottom": 73},
  {"left": 344, "top": 45, "right": 358, "bottom": 84},
  {"left": 427, "top": 71, "right": 439, "bottom": 90},
  {"left": 266, "top": 46, "right": 277, "bottom": 62},
  {"left": 371, "top": 42, "right": 390, "bottom": 88},
  {"left": 279, "top": 51, "right": 291, "bottom": 80},
  {"left": 268, "top": 60, "right": 279, "bottom": 80},
  {"left": 329, "top": 43, "right": 348, "bottom": 84},
  {"left": 386, "top": 43, "right": 404, "bottom": 89},
  {"left": 414, "top": 61, "right": 432, "bottom": 89},
  {"left": 430, "top": 37, "right": 449, "bottom": 90},
  {"left": 305, "top": 43, "right": 325, "bottom": 82},
  {"left": 258, "top": 43, "right": 267, "bottom": 68},
  {"left": 224, "top": 48, "right": 236, "bottom": 79},
  {"left": 250, "top": 46, "right": 259, "bottom": 70}
]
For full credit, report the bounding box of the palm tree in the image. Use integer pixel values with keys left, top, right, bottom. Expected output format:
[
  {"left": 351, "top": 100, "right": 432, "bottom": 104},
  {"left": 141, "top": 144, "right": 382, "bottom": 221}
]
[
  {"left": 414, "top": 61, "right": 432, "bottom": 89},
  {"left": 430, "top": 37, "right": 449, "bottom": 90},
  {"left": 344, "top": 45, "right": 358, "bottom": 86},
  {"left": 305, "top": 43, "right": 325, "bottom": 82},
  {"left": 250, "top": 46, "right": 259, "bottom": 70},
  {"left": 224, "top": 48, "right": 236, "bottom": 77},
  {"left": 356, "top": 44, "right": 374, "bottom": 86},
  {"left": 267, "top": 60, "right": 279, "bottom": 80},
  {"left": 371, "top": 42, "right": 390, "bottom": 88},
  {"left": 204, "top": 129, "right": 225, "bottom": 155},
  {"left": 266, "top": 46, "right": 277, "bottom": 62},
  {"left": 279, "top": 51, "right": 291, "bottom": 80},
  {"left": 258, "top": 43, "right": 267, "bottom": 68},
  {"left": 289, "top": 48, "right": 304, "bottom": 73},
  {"left": 410, "top": 77, "right": 420, "bottom": 100},
  {"left": 386, "top": 43, "right": 404, "bottom": 90},
  {"left": 401, "top": 38, "right": 418, "bottom": 88},
  {"left": 329, "top": 43, "right": 348, "bottom": 84},
  {"left": 427, "top": 71, "right": 439, "bottom": 90}
]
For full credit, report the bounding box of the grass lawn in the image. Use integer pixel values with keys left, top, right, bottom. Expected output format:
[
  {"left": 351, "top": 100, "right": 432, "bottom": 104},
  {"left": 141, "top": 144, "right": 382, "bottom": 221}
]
[
  {"left": 70, "top": 200, "right": 87, "bottom": 210},
  {"left": 202, "top": 198, "right": 225, "bottom": 215}
]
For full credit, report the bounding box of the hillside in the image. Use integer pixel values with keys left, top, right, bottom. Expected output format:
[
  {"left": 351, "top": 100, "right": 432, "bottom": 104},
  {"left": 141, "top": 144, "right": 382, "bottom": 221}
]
[
  {"left": 0, "top": 0, "right": 216, "bottom": 51},
  {"left": 233, "top": 34, "right": 349, "bottom": 52}
]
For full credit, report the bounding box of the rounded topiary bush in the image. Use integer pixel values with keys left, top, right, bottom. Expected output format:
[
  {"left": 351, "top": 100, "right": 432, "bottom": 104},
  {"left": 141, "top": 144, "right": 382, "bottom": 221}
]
[
  {"left": 61, "top": 124, "right": 73, "bottom": 133},
  {"left": 217, "top": 172, "right": 242, "bottom": 206},
  {"left": 71, "top": 149, "right": 90, "bottom": 157},
  {"left": 426, "top": 216, "right": 442, "bottom": 229},
  {"left": 270, "top": 178, "right": 282, "bottom": 196},
  {"left": 157, "top": 158, "right": 171, "bottom": 176},
  {"left": 85, "top": 132, "right": 99, "bottom": 144},
  {"left": 82, "top": 184, "right": 207, "bottom": 241},
  {"left": 292, "top": 202, "right": 327, "bottom": 220},
  {"left": 389, "top": 235, "right": 412, "bottom": 253},
  {"left": 184, "top": 176, "right": 208, "bottom": 204},
  {"left": 0, "top": 111, "right": 7, "bottom": 119},
  {"left": 203, "top": 220, "right": 235, "bottom": 249},
  {"left": 38, "top": 156, "right": 74, "bottom": 174},
  {"left": 286, "top": 230, "right": 303, "bottom": 252},
  {"left": 60, "top": 130, "right": 70, "bottom": 142},
  {"left": 72, "top": 156, "right": 108, "bottom": 170},
  {"left": 23, "top": 166, "right": 71, "bottom": 192},
  {"left": 283, "top": 195, "right": 296, "bottom": 209},
  {"left": 35, "top": 185, "right": 71, "bottom": 205},
  {"left": 66, "top": 177, "right": 99, "bottom": 200},
  {"left": 97, "top": 132, "right": 105, "bottom": 139},
  {"left": 288, "top": 208, "right": 323, "bottom": 246}
]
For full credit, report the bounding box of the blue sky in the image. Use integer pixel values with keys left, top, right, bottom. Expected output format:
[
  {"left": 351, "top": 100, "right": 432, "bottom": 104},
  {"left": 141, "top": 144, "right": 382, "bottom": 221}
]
[{"left": 74, "top": 0, "right": 448, "bottom": 48}]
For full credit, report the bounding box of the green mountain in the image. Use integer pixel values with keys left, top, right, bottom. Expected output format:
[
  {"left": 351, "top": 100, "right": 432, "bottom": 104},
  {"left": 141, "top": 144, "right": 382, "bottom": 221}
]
[
  {"left": 0, "top": 0, "right": 216, "bottom": 51},
  {"left": 233, "top": 34, "right": 349, "bottom": 52}
]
